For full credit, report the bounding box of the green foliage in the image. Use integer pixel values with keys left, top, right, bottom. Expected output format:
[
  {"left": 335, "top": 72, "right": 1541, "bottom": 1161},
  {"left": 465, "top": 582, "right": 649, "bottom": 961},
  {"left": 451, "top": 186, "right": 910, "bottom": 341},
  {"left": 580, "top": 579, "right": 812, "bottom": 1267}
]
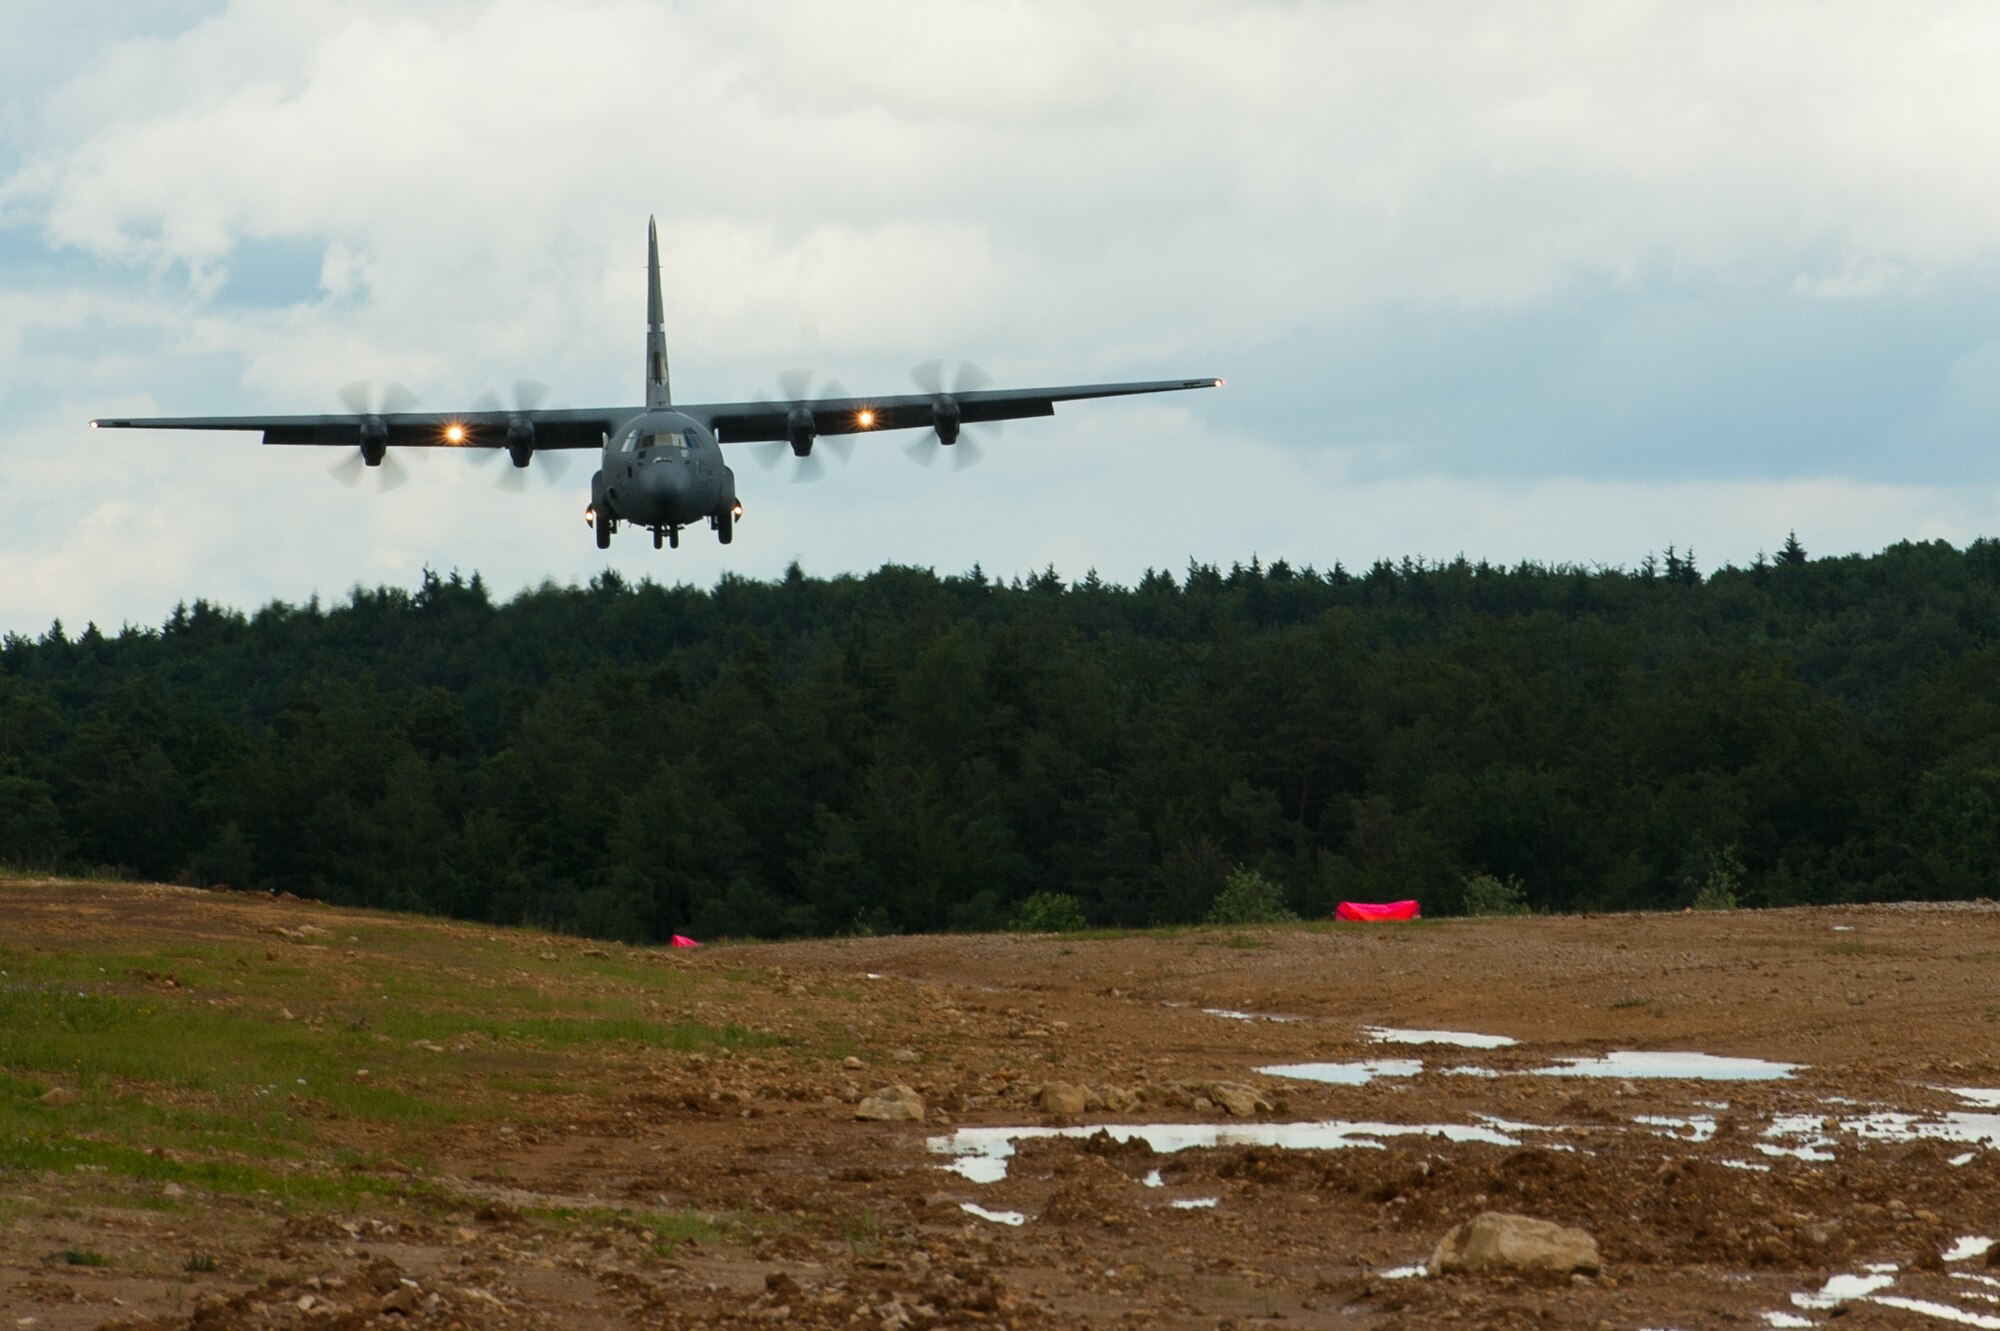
[
  {"left": 1682, "top": 842, "right": 1744, "bottom": 911},
  {"left": 1459, "top": 872, "right": 1531, "bottom": 917},
  {"left": 1691, "top": 881, "right": 1740, "bottom": 911},
  {"left": 7, "top": 538, "right": 2000, "bottom": 934},
  {"left": 1204, "top": 869, "right": 1298, "bottom": 926},
  {"left": 1009, "top": 891, "right": 1087, "bottom": 933}
]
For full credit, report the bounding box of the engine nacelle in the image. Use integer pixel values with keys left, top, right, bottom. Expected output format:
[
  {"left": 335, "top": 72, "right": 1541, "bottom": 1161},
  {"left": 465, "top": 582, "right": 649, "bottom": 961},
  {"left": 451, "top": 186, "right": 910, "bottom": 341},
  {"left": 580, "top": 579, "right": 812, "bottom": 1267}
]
[
  {"left": 507, "top": 415, "right": 535, "bottom": 469},
  {"left": 360, "top": 418, "right": 388, "bottom": 467},
  {"left": 931, "top": 395, "right": 962, "bottom": 446},
  {"left": 787, "top": 405, "right": 816, "bottom": 458}
]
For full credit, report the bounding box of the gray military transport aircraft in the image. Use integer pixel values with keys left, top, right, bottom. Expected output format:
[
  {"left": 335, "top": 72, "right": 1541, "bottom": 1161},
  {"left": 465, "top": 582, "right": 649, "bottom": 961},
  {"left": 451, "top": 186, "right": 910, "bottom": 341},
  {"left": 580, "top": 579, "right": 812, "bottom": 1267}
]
[{"left": 92, "top": 220, "right": 1222, "bottom": 551}]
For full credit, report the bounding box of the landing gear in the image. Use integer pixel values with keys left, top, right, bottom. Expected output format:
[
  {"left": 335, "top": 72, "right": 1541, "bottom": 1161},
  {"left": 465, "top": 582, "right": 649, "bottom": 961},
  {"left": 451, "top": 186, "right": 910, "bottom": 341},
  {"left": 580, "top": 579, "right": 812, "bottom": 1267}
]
[
  {"left": 650, "top": 524, "right": 680, "bottom": 549},
  {"left": 594, "top": 512, "right": 611, "bottom": 550},
  {"left": 713, "top": 502, "right": 741, "bottom": 546}
]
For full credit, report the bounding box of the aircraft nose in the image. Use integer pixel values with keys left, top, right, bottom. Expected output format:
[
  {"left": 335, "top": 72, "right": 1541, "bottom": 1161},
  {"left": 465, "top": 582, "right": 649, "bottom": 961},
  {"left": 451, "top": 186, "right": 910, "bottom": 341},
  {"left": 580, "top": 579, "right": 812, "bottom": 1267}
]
[{"left": 645, "top": 460, "right": 688, "bottom": 499}]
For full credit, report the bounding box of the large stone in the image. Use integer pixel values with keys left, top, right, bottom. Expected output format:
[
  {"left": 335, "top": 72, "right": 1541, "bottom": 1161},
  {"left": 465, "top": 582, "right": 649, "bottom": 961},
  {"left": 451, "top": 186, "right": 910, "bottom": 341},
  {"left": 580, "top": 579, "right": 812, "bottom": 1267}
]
[
  {"left": 854, "top": 1084, "right": 926, "bottom": 1123},
  {"left": 1429, "top": 1212, "right": 1601, "bottom": 1277},
  {"left": 1202, "top": 1081, "right": 1272, "bottom": 1118},
  {"left": 38, "top": 1087, "right": 78, "bottom": 1107},
  {"left": 1037, "top": 1082, "right": 1094, "bottom": 1116}
]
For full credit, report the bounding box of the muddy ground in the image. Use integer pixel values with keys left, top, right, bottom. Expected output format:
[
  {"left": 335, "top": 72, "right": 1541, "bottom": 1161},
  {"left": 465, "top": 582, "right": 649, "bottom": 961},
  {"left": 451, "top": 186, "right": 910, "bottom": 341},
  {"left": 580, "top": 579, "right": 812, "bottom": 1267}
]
[{"left": 4, "top": 881, "right": 2000, "bottom": 1329}]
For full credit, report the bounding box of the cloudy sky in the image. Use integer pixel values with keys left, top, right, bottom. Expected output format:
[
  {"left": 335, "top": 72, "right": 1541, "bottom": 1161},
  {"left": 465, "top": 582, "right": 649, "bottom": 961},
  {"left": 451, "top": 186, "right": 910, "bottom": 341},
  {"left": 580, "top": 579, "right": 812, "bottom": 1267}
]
[{"left": 6, "top": 0, "right": 2000, "bottom": 632}]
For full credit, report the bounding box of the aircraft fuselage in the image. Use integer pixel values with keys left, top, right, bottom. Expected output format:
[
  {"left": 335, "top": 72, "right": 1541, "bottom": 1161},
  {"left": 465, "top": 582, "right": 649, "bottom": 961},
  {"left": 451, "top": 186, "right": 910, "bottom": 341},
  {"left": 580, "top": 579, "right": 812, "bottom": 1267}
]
[{"left": 590, "top": 410, "right": 738, "bottom": 545}]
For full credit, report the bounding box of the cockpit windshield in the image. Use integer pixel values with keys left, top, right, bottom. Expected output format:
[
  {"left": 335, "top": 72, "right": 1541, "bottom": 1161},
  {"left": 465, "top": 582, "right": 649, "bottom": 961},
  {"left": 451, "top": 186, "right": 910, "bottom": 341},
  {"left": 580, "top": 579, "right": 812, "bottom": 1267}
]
[{"left": 648, "top": 431, "right": 690, "bottom": 451}]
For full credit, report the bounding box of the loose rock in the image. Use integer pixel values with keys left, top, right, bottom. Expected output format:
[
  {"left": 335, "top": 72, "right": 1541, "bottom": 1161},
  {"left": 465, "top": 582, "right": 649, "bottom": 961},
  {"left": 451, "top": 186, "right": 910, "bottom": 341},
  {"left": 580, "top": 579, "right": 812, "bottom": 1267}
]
[
  {"left": 1429, "top": 1211, "right": 1601, "bottom": 1276},
  {"left": 854, "top": 1084, "right": 926, "bottom": 1123},
  {"left": 1202, "top": 1081, "right": 1272, "bottom": 1118}
]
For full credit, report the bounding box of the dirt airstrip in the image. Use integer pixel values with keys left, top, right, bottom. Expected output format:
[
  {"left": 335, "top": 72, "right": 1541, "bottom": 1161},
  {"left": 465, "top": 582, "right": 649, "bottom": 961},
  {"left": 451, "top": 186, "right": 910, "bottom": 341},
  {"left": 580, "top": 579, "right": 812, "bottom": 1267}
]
[{"left": 4, "top": 880, "right": 2000, "bottom": 1329}]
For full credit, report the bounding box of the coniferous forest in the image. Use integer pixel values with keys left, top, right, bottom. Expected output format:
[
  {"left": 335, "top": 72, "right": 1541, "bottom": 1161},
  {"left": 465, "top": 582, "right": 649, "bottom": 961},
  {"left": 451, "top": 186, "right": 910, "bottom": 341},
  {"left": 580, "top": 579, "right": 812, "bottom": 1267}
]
[{"left": 3, "top": 536, "right": 1999, "bottom": 940}]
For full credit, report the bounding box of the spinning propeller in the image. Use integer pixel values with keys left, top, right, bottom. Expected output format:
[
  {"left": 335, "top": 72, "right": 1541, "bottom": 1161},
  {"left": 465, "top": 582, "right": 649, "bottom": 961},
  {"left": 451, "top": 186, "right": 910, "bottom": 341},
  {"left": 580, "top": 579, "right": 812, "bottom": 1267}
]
[
  {"left": 468, "top": 380, "right": 570, "bottom": 491},
  {"left": 905, "top": 360, "right": 996, "bottom": 471},
  {"left": 328, "top": 381, "right": 418, "bottom": 492},
  {"left": 752, "top": 369, "right": 855, "bottom": 483}
]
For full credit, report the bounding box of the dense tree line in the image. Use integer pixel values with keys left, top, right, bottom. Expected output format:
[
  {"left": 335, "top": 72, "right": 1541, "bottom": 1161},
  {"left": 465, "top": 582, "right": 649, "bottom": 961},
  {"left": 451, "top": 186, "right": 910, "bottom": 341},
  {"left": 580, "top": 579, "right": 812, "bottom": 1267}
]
[{"left": 2, "top": 536, "right": 1999, "bottom": 939}]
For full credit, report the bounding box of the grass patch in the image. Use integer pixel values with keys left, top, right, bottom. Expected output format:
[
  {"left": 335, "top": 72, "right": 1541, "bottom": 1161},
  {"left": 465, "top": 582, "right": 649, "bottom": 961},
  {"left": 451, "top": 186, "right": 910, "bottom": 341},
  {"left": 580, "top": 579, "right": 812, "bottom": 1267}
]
[
  {"left": 1825, "top": 941, "right": 1872, "bottom": 956},
  {"left": 841, "top": 1205, "right": 885, "bottom": 1256},
  {"left": 0, "top": 889, "right": 785, "bottom": 1198},
  {"left": 1610, "top": 996, "right": 1650, "bottom": 1009},
  {"left": 63, "top": 1249, "right": 107, "bottom": 1266},
  {"left": 184, "top": 1252, "right": 218, "bottom": 1273}
]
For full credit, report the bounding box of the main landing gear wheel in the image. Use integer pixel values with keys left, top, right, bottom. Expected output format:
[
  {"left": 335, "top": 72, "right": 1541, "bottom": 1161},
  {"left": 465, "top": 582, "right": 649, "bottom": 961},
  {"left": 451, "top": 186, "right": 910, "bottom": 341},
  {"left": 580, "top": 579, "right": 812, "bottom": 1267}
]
[
  {"left": 716, "top": 510, "right": 733, "bottom": 545},
  {"left": 594, "top": 514, "right": 611, "bottom": 550}
]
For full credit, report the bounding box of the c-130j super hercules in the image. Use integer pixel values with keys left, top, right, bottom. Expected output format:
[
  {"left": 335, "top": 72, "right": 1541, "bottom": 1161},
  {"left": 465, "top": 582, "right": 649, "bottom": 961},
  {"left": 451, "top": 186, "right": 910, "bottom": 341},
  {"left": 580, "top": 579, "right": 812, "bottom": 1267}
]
[{"left": 93, "top": 220, "right": 1222, "bottom": 551}]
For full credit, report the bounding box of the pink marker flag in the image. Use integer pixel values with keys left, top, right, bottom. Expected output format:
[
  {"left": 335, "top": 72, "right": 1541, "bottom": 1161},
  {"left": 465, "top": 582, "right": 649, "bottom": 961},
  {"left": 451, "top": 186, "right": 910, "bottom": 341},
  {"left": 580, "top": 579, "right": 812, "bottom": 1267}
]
[
  {"left": 670, "top": 934, "right": 702, "bottom": 948},
  {"left": 1334, "top": 899, "right": 1421, "bottom": 922}
]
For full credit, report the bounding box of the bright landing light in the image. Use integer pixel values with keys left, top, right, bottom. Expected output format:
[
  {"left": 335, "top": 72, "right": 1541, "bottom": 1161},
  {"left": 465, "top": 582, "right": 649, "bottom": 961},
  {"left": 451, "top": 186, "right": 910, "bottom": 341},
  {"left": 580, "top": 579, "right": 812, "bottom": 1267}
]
[
  {"left": 855, "top": 409, "right": 875, "bottom": 428},
  {"left": 444, "top": 423, "right": 466, "bottom": 444}
]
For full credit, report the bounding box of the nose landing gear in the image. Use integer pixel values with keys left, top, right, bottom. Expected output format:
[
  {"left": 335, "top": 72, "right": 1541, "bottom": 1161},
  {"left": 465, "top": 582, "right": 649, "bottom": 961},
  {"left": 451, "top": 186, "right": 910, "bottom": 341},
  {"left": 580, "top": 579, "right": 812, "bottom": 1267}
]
[{"left": 651, "top": 525, "right": 681, "bottom": 550}]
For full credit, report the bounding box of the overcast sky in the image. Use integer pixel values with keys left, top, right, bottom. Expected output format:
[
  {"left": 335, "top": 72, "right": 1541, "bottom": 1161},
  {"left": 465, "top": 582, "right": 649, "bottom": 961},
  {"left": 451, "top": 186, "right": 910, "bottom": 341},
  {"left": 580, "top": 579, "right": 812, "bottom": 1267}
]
[{"left": 6, "top": 0, "right": 2000, "bottom": 632}]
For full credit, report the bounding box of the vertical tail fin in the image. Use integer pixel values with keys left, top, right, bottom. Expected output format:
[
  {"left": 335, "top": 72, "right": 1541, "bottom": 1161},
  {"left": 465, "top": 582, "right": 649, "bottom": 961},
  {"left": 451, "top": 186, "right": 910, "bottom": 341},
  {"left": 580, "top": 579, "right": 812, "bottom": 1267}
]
[{"left": 646, "top": 217, "right": 671, "bottom": 408}]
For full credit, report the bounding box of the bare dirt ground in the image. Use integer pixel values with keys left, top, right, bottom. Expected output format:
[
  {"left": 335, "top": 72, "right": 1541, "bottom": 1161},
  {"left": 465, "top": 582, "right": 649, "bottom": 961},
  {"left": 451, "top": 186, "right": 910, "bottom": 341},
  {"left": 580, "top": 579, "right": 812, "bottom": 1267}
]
[{"left": 5, "top": 881, "right": 2000, "bottom": 1329}]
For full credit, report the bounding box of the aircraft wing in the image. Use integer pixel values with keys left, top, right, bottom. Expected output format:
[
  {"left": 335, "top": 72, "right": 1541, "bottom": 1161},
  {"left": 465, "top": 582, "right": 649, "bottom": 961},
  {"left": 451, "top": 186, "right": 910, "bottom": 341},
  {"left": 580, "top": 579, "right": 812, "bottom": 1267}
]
[
  {"left": 89, "top": 407, "right": 622, "bottom": 450},
  {"left": 692, "top": 376, "right": 1223, "bottom": 444}
]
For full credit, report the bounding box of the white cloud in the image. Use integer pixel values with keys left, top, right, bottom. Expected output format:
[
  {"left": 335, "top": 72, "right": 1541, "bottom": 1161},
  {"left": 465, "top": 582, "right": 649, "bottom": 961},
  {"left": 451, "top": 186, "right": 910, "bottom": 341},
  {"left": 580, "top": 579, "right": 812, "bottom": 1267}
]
[{"left": 6, "top": 1, "right": 2000, "bottom": 629}]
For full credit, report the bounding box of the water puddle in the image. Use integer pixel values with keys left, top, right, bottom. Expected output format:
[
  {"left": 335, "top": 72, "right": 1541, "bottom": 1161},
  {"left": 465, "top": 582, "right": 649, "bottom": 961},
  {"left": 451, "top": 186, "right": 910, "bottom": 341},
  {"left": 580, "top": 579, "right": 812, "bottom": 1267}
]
[
  {"left": 1171, "top": 1197, "right": 1218, "bottom": 1209},
  {"left": 960, "top": 1202, "right": 1025, "bottom": 1226},
  {"left": 1792, "top": 1271, "right": 1897, "bottom": 1309},
  {"left": 1380, "top": 1264, "right": 1426, "bottom": 1280},
  {"left": 1202, "top": 1008, "right": 1300, "bottom": 1023},
  {"left": 1259, "top": 1059, "right": 1424, "bottom": 1086},
  {"left": 1946, "top": 1088, "right": 2000, "bottom": 1109},
  {"left": 1141, "top": 1169, "right": 1163, "bottom": 1188},
  {"left": 1532, "top": 1051, "right": 1800, "bottom": 1081},
  {"left": 1867, "top": 1295, "right": 2000, "bottom": 1326},
  {"left": 929, "top": 1119, "right": 1526, "bottom": 1183},
  {"left": 1840, "top": 1109, "right": 2000, "bottom": 1151},
  {"left": 1364, "top": 1026, "right": 1516, "bottom": 1049},
  {"left": 1947, "top": 1237, "right": 1996, "bottom": 1263},
  {"left": 1636, "top": 1114, "right": 1718, "bottom": 1143},
  {"left": 1765, "top": 1261, "right": 2000, "bottom": 1328}
]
